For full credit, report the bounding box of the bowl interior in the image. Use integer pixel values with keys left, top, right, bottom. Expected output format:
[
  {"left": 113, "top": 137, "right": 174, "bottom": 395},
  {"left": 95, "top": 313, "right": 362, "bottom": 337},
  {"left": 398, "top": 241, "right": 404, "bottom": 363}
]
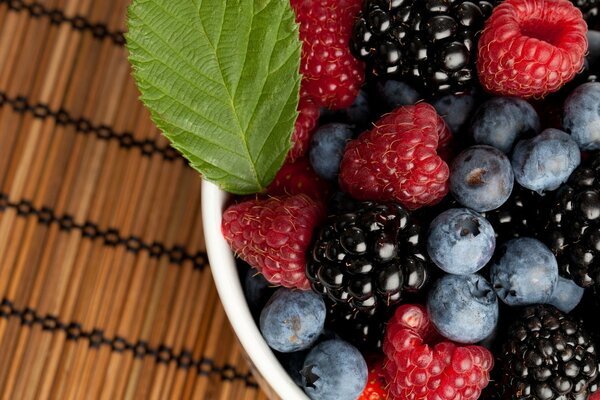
[{"left": 201, "top": 180, "right": 309, "bottom": 400}]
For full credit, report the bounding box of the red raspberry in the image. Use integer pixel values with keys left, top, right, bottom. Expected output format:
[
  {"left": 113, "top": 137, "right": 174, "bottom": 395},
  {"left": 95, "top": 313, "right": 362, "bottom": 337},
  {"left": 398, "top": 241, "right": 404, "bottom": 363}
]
[
  {"left": 383, "top": 305, "right": 494, "bottom": 400},
  {"left": 221, "top": 194, "right": 324, "bottom": 290},
  {"left": 288, "top": 98, "right": 320, "bottom": 162},
  {"left": 338, "top": 103, "right": 451, "bottom": 210},
  {"left": 477, "top": 0, "right": 588, "bottom": 98},
  {"left": 292, "top": 0, "right": 365, "bottom": 109},
  {"left": 358, "top": 361, "right": 387, "bottom": 400},
  {"left": 267, "top": 157, "right": 331, "bottom": 202}
]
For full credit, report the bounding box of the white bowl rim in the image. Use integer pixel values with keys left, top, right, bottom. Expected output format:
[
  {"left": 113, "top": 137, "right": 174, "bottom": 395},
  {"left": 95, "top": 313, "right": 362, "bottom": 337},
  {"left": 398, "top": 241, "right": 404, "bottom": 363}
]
[{"left": 201, "top": 180, "right": 309, "bottom": 400}]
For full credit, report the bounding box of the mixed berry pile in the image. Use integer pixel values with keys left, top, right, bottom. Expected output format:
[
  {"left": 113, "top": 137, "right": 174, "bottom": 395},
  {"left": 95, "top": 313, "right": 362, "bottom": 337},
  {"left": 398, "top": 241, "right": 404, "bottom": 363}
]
[{"left": 221, "top": 0, "right": 600, "bottom": 398}]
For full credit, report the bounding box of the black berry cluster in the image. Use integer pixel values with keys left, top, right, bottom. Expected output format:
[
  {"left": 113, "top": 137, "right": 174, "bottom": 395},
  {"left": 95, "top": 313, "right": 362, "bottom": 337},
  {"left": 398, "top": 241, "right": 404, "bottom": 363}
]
[{"left": 351, "top": 0, "right": 496, "bottom": 96}]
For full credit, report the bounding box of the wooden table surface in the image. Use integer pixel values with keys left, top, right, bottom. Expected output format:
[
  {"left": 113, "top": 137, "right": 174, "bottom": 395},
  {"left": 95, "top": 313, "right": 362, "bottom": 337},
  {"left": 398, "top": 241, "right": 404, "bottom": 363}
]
[{"left": 0, "top": 0, "right": 266, "bottom": 398}]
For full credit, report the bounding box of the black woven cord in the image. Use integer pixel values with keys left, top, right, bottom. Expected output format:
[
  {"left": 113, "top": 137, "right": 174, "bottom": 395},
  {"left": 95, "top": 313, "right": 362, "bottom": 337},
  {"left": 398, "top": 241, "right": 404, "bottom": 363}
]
[
  {"left": 0, "top": 91, "right": 183, "bottom": 162},
  {"left": 0, "top": 0, "right": 126, "bottom": 45},
  {"left": 0, "top": 298, "right": 258, "bottom": 387},
  {"left": 0, "top": 193, "right": 208, "bottom": 270}
]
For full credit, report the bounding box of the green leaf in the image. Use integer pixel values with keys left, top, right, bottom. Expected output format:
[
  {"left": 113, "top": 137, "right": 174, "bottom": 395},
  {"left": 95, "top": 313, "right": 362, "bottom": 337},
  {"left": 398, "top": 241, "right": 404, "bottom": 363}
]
[{"left": 126, "top": 0, "right": 301, "bottom": 194}]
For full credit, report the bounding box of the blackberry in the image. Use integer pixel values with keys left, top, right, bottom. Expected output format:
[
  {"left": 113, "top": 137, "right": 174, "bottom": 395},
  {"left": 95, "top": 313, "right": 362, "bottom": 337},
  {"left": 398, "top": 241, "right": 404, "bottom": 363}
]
[
  {"left": 324, "top": 301, "right": 389, "bottom": 351},
  {"left": 481, "top": 184, "right": 545, "bottom": 244},
  {"left": 306, "top": 201, "right": 431, "bottom": 349},
  {"left": 497, "top": 305, "right": 600, "bottom": 400},
  {"left": 351, "top": 0, "right": 496, "bottom": 97},
  {"left": 541, "top": 154, "right": 600, "bottom": 289},
  {"left": 571, "top": 0, "right": 600, "bottom": 29}
]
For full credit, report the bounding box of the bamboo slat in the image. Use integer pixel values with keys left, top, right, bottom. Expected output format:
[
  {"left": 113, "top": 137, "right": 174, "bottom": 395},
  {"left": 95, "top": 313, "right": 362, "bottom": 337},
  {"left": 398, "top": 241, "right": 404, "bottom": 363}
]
[{"left": 0, "top": 0, "right": 264, "bottom": 399}]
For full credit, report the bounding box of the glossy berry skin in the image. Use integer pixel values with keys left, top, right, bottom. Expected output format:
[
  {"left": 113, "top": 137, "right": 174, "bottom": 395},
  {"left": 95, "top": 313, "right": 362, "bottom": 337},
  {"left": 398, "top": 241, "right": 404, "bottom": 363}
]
[
  {"left": 383, "top": 304, "right": 494, "bottom": 400},
  {"left": 427, "top": 208, "right": 496, "bottom": 275},
  {"left": 541, "top": 154, "right": 600, "bottom": 290},
  {"left": 470, "top": 97, "right": 541, "bottom": 153},
  {"left": 351, "top": 0, "right": 496, "bottom": 96},
  {"left": 477, "top": 0, "right": 588, "bottom": 98},
  {"left": 293, "top": 0, "right": 365, "bottom": 109},
  {"left": 259, "top": 289, "right": 326, "bottom": 353},
  {"left": 307, "top": 202, "right": 430, "bottom": 311},
  {"left": 497, "top": 305, "right": 600, "bottom": 400},
  {"left": 324, "top": 305, "right": 390, "bottom": 352},
  {"left": 563, "top": 82, "right": 600, "bottom": 150},
  {"left": 490, "top": 237, "right": 559, "bottom": 306},
  {"left": 572, "top": 0, "right": 600, "bottom": 29},
  {"left": 450, "top": 145, "right": 514, "bottom": 212},
  {"left": 339, "top": 103, "right": 452, "bottom": 210},
  {"left": 221, "top": 194, "right": 324, "bottom": 290},
  {"left": 548, "top": 276, "right": 585, "bottom": 313},
  {"left": 512, "top": 129, "right": 581, "bottom": 194},
  {"left": 481, "top": 184, "right": 546, "bottom": 243},
  {"left": 427, "top": 274, "right": 499, "bottom": 344},
  {"left": 267, "top": 158, "right": 331, "bottom": 202},
  {"left": 288, "top": 98, "right": 320, "bottom": 161},
  {"left": 307, "top": 201, "right": 430, "bottom": 351},
  {"left": 301, "top": 339, "right": 368, "bottom": 400},
  {"left": 309, "top": 123, "right": 354, "bottom": 181}
]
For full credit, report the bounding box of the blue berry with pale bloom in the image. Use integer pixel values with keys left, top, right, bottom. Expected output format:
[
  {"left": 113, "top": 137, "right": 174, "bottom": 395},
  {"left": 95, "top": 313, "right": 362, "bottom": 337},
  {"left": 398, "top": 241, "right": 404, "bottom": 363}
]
[
  {"left": 259, "top": 288, "right": 326, "bottom": 353},
  {"left": 301, "top": 339, "right": 367, "bottom": 400},
  {"left": 427, "top": 208, "right": 496, "bottom": 275}
]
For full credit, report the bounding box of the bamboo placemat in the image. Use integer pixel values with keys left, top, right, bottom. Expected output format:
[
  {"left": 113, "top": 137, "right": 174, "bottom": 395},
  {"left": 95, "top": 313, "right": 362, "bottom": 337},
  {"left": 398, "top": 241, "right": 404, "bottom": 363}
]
[{"left": 0, "top": 0, "right": 267, "bottom": 398}]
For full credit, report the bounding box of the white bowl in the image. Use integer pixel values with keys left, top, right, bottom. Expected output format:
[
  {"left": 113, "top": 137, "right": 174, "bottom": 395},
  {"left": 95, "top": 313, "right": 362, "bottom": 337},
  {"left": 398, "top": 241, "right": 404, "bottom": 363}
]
[{"left": 201, "top": 180, "right": 310, "bottom": 400}]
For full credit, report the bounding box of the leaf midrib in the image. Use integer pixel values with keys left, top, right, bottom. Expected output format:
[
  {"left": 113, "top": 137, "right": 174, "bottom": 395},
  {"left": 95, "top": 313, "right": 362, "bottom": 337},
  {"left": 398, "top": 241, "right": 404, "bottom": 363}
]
[
  {"left": 194, "top": 0, "right": 262, "bottom": 190},
  {"left": 127, "top": 0, "right": 300, "bottom": 194}
]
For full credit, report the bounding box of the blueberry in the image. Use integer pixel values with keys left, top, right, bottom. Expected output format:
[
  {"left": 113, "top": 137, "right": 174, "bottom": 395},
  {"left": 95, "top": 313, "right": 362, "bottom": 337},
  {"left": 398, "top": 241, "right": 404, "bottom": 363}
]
[
  {"left": 309, "top": 123, "right": 354, "bottom": 181},
  {"left": 511, "top": 128, "right": 581, "bottom": 194},
  {"left": 563, "top": 82, "right": 600, "bottom": 150},
  {"left": 259, "top": 288, "right": 326, "bottom": 353},
  {"left": 376, "top": 80, "right": 422, "bottom": 110},
  {"left": 427, "top": 208, "right": 496, "bottom": 275},
  {"left": 432, "top": 92, "right": 476, "bottom": 134},
  {"left": 244, "top": 268, "right": 274, "bottom": 319},
  {"left": 301, "top": 339, "right": 368, "bottom": 400},
  {"left": 450, "top": 145, "right": 514, "bottom": 212},
  {"left": 470, "top": 97, "right": 540, "bottom": 153},
  {"left": 345, "top": 89, "right": 372, "bottom": 128},
  {"left": 319, "top": 89, "right": 372, "bottom": 129},
  {"left": 490, "top": 238, "right": 558, "bottom": 307},
  {"left": 426, "top": 274, "right": 498, "bottom": 344},
  {"left": 547, "top": 276, "right": 584, "bottom": 313}
]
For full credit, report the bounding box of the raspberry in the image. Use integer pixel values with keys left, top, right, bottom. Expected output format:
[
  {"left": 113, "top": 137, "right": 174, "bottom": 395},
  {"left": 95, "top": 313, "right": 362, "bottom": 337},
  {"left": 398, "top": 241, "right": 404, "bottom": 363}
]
[
  {"left": 358, "top": 361, "right": 387, "bottom": 400},
  {"left": 267, "top": 158, "right": 330, "bottom": 202},
  {"left": 477, "top": 0, "right": 588, "bottom": 98},
  {"left": 288, "top": 98, "right": 320, "bottom": 162},
  {"left": 338, "top": 103, "right": 451, "bottom": 210},
  {"left": 292, "top": 0, "right": 365, "bottom": 109},
  {"left": 221, "top": 194, "right": 325, "bottom": 290},
  {"left": 382, "top": 304, "right": 494, "bottom": 400}
]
